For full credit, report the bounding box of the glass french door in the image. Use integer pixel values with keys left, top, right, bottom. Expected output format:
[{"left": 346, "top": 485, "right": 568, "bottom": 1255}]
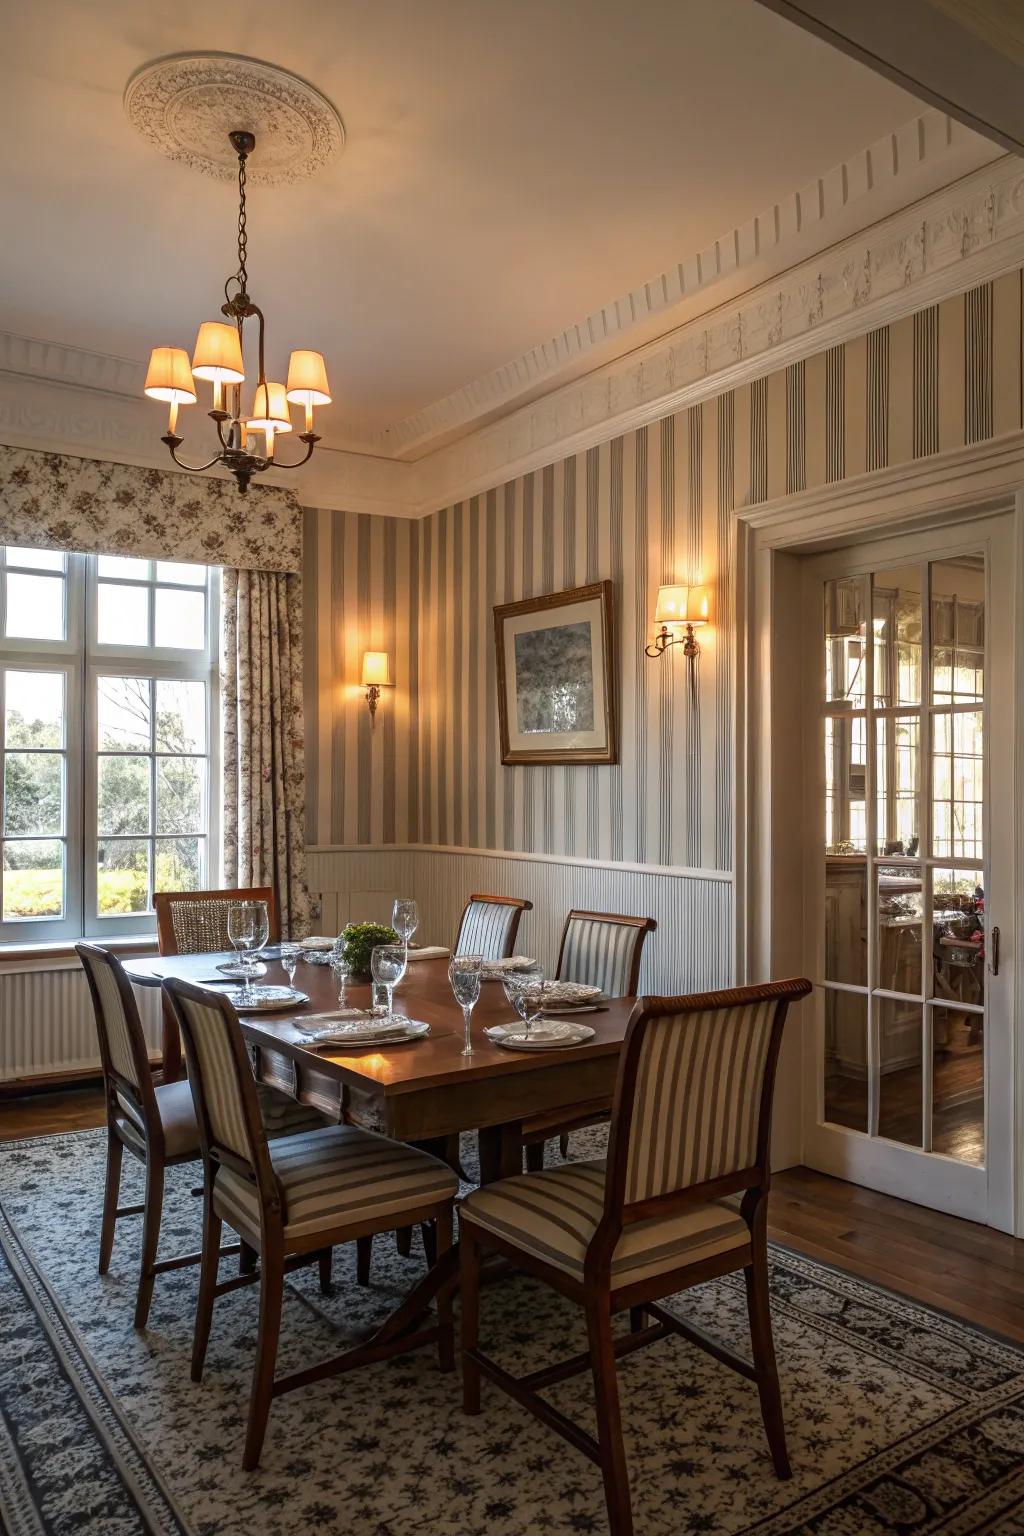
[{"left": 801, "top": 512, "right": 1015, "bottom": 1230}]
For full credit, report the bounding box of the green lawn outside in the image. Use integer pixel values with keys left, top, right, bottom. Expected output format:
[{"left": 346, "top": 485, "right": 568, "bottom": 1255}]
[{"left": 4, "top": 861, "right": 196, "bottom": 919}]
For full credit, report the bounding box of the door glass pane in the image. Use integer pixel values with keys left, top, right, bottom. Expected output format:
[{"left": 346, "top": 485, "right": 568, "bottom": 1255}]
[
  {"left": 98, "top": 677, "right": 151, "bottom": 751},
  {"left": 876, "top": 715, "right": 920, "bottom": 856},
  {"left": 98, "top": 755, "right": 150, "bottom": 835},
  {"left": 98, "top": 582, "right": 149, "bottom": 646},
  {"left": 877, "top": 1002, "right": 923, "bottom": 1147},
  {"left": 877, "top": 864, "right": 923, "bottom": 994},
  {"left": 932, "top": 710, "right": 983, "bottom": 860},
  {"left": 932, "top": 867, "right": 985, "bottom": 1010},
  {"left": 3, "top": 839, "right": 64, "bottom": 919},
  {"left": 156, "top": 836, "right": 203, "bottom": 892},
  {"left": 931, "top": 557, "right": 984, "bottom": 703},
  {"left": 873, "top": 567, "right": 922, "bottom": 707},
  {"left": 825, "top": 859, "right": 866, "bottom": 985},
  {"left": 825, "top": 715, "right": 867, "bottom": 853},
  {"left": 98, "top": 839, "right": 150, "bottom": 914},
  {"left": 4, "top": 671, "right": 64, "bottom": 747},
  {"left": 5, "top": 573, "right": 65, "bottom": 640},
  {"left": 824, "top": 578, "right": 866, "bottom": 704},
  {"left": 931, "top": 1004, "right": 984, "bottom": 1165},
  {"left": 824, "top": 990, "right": 868, "bottom": 1131}
]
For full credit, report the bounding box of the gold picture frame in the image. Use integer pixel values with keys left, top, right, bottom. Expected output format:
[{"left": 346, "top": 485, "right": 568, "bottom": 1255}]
[{"left": 493, "top": 580, "right": 617, "bottom": 765}]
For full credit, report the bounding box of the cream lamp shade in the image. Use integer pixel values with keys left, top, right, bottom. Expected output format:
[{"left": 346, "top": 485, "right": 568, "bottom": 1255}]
[
  {"left": 191, "top": 321, "right": 245, "bottom": 384},
  {"left": 654, "top": 583, "right": 711, "bottom": 627},
  {"left": 286, "top": 349, "right": 331, "bottom": 406},
  {"left": 144, "top": 347, "right": 197, "bottom": 403},
  {"left": 246, "top": 381, "right": 293, "bottom": 432},
  {"left": 361, "top": 651, "right": 391, "bottom": 687}
]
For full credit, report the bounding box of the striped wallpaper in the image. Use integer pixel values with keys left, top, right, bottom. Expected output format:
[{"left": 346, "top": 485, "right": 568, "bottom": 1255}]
[{"left": 304, "top": 270, "right": 1024, "bottom": 875}]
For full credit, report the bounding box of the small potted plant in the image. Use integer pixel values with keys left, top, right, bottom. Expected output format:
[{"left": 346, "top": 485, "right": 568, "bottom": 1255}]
[{"left": 340, "top": 921, "right": 399, "bottom": 980}]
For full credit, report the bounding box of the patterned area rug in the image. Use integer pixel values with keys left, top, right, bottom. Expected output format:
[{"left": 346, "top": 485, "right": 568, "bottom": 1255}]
[{"left": 2, "top": 1129, "right": 1024, "bottom": 1536}]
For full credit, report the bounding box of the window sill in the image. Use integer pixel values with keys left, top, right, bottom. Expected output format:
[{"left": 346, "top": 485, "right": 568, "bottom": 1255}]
[{"left": 0, "top": 935, "right": 159, "bottom": 969}]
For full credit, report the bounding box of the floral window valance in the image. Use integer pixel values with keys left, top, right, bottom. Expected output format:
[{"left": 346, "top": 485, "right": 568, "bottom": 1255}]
[{"left": 0, "top": 445, "right": 302, "bottom": 574}]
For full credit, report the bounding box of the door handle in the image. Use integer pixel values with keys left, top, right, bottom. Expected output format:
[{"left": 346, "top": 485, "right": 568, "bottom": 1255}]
[{"left": 991, "top": 925, "right": 1000, "bottom": 977}]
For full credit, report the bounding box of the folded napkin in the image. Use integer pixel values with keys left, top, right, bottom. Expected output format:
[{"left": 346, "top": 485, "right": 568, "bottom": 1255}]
[
  {"left": 480, "top": 955, "right": 536, "bottom": 976},
  {"left": 404, "top": 945, "right": 451, "bottom": 962}
]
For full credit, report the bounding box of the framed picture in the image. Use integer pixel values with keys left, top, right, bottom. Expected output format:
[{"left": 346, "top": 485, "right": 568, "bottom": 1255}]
[{"left": 493, "top": 580, "right": 617, "bottom": 765}]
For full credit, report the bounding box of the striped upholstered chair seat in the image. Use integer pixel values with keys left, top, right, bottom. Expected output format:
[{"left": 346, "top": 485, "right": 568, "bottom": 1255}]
[
  {"left": 460, "top": 1158, "right": 748, "bottom": 1286},
  {"left": 213, "top": 1123, "right": 459, "bottom": 1245},
  {"left": 115, "top": 1080, "right": 200, "bottom": 1160}
]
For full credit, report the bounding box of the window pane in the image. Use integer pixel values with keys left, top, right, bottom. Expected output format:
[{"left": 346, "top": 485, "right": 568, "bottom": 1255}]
[
  {"left": 98, "top": 677, "right": 151, "bottom": 751},
  {"left": 876, "top": 714, "right": 920, "bottom": 856},
  {"left": 156, "top": 757, "right": 204, "bottom": 833},
  {"left": 931, "top": 1004, "right": 984, "bottom": 1165},
  {"left": 97, "top": 582, "right": 149, "bottom": 645},
  {"left": 5, "top": 573, "right": 65, "bottom": 640},
  {"left": 824, "top": 577, "right": 866, "bottom": 705},
  {"left": 4, "top": 671, "right": 64, "bottom": 748},
  {"left": 155, "top": 836, "right": 203, "bottom": 892},
  {"left": 877, "top": 1001, "right": 923, "bottom": 1148},
  {"left": 98, "top": 555, "right": 149, "bottom": 578},
  {"left": 6, "top": 547, "right": 64, "bottom": 571},
  {"left": 932, "top": 868, "right": 985, "bottom": 1011},
  {"left": 156, "top": 561, "right": 205, "bottom": 586},
  {"left": 824, "top": 990, "right": 868, "bottom": 1131},
  {"left": 4, "top": 752, "right": 62, "bottom": 835},
  {"left": 873, "top": 566, "right": 922, "bottom": 707},
  {"left": 154, "top": 587, "right": 205, "bottom": 650},
  {"left": 825, "top": 715, "right": 867, "bottom": 854},
  {"left": 877, "top": 863, "right": 923, "bottom": 994},
  {"left": 3, "top": 839, "right": 64, "bottom": 919},
  {"left": 98, "top": 754, "right": 150, "bottom": 835},
  {"left": 931, "top": 557, "right": 984, "bottom": 704},
  {"left": 98, "top": 839, "right": 150, "bottom": 914},
  {"left": 155, "top": 680, "right": 206, "bottom": 753}
]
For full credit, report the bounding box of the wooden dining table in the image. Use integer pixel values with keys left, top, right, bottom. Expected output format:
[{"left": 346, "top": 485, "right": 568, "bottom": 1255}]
[{"left": 121, "top": 950, "right": 635, "bottom": 1183}]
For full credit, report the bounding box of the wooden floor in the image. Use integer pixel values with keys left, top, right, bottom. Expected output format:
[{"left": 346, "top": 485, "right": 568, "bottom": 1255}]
[{"left": 4, "top": 1082, "right": 1024, "bottom": 1345}]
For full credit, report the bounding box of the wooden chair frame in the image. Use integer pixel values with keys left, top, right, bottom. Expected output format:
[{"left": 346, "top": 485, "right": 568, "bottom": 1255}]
[
  {"left": 460, "top": 977, "right": 812, "bottom": 1536},
  {"left": 77, "top": 942, "right": 238, "bottom": 1330},
  {"left": 164, "top": 976, "right": 458, "bottom": 1470},
  {"left": 454, "top": 892, "right": 533, "bottom": 959},
  {"left": 523, "top": 909, "right": 656, "bottom": 1168},
  {"left": 154, "top": 885, "right": 279, "bottom": 1081}
]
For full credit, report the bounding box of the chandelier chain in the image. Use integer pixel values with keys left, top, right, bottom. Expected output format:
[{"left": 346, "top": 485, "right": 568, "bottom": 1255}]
[{"left": 236, "top": 151, "right": 248, "bottom": 294}]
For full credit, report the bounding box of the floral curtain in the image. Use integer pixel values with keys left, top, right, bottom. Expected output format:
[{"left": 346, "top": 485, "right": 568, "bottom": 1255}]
[
  {"left": 0, "top": 445, "right": 312, "bottom": 929},
  {"left": 221, "top": 567, "right": 311, "bottom": 937}
]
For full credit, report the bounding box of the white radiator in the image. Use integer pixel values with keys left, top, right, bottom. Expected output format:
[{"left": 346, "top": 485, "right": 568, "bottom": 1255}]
[{"left": 0, "top": 964, "right": 163, "bottom": 1083}]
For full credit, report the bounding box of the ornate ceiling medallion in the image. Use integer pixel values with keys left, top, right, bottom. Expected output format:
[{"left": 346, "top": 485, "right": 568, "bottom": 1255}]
[{"left": 123, "top": 52, "right": 345, "bottom": 187}]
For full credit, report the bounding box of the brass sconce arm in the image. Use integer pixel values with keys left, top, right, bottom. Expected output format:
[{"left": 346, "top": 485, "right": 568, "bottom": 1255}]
[{"left": 644, "top": 623, "right": 701, "bottom": 660}]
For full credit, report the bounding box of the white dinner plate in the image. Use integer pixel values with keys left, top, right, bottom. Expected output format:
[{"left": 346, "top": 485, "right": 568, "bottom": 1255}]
[
  {"left": 484, "top": 1020, "right": 595, "bottom": 1050},
  {"left": 222, "top": 986, "right": 309, "bottom": 1012}
]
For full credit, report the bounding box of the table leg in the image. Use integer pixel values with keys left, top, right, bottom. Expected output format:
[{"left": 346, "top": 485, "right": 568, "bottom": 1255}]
[{"left": 477, "top": 1121, "right": 524, "bottom": 1184}]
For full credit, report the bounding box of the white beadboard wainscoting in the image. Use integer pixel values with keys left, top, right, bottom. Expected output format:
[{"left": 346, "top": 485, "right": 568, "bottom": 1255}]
[
  {"left": 305, "top": 844, "right": 734, "bottom": 995},
  {"left": 0, "top": 961, "right": 163, "bottom": 1083}
]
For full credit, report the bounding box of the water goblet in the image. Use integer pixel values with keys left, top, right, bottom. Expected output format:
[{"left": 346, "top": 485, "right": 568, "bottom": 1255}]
[
  {"left": 228, "top": 900, "right": 265, "bottom": 1005},
  {"left": 280, "top": 942, "right": 301, "bottom": 993},
  {"left": 502, "top": 963, "right": 546, "bottom": 1043},
  {"left": 370, "top": 944, "right": 408, "bottom": 1024},
  {"left": 392, "top": 898, "right": 420, "bottom": 967},
  {"left": 449, "top": 954, "right": 482, "bottom": 1056},
  {"left": 330, "top": 936, "right": 350, "bottom": 1007}
]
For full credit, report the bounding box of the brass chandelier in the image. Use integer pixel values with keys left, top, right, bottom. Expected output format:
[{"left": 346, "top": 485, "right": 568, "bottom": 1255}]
[{"left": 144, "top": 130, "right": 330, "bottom": 494}]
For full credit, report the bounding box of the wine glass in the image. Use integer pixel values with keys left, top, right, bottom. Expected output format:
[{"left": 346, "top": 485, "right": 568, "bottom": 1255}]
[
  {"left": 392, "top": 898, "right": 420, "bottom": 966},
  {"left": 449, "top": 954, "right": 482, "bottom": 1056},
  {"left": 280, "top": 942, "right": 301, "bottom": 994},
  {"left": 502, "top": 963, "right": 546, "bottom": 1042},
  {"left": 371, "top": 944, "right": 407, "bottom": 1023},
  {"left": 228, "top": 900, "right": 267, "bottom": 1005},
  {"left": 330, "top": 935, "right": 350, "bottom": 1007}
]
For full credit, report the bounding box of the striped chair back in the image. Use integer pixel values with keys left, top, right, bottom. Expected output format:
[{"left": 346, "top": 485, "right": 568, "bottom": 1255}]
[
  {"left": 609, "top": 980, "right": 812, "bottom": 1211},
  {"left": 454, "top": 894, "right": 531, "bottom": 960},
  {"left": 163, "top": 979, "right": 269, "bottom": 1178},
  {"left": 155, "top": 886, "right": 280, "bottom": 956},
  {"left": 556, "top": 910, "right": 655, "bottom": 998},
  {"left": 77, "top": 942, "right": 156, "bottom": 1114}
]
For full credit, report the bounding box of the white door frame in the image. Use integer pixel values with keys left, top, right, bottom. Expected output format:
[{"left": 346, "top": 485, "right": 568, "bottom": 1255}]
[{"left": 735, "top": 432, "right": 1024, "bottom": 1234}]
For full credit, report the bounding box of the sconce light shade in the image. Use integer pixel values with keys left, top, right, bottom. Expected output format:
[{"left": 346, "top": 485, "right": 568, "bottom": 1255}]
[
  {"left": 192, "top": 321, "right": 245, "bottom": 384},
  {"left": 654, "top": 584, "right": 711, "bottom": 627},
  {"left": 144, "top": 347, "right": 197, "bottom": 404},
  {"left": 361, "top": 651, "right": 391, "bottom": 687}
]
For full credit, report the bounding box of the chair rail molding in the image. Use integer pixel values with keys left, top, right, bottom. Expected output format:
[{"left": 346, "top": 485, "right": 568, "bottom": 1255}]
[{"left": 1, "top": 141, "right": 1020, "bottom": 519}]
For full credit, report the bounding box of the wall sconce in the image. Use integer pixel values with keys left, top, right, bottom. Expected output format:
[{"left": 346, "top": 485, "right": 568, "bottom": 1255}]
[
  {"left": 645, "top": 585, "right": 711, "bottom": 701},
  {"left": 361, "top": 651, "right": 392, "bottom": 727}
]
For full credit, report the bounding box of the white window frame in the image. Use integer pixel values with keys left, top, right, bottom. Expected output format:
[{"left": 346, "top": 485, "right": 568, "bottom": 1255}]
[{"left": 0, "top": 550, "right": 220, "bottom": 945}]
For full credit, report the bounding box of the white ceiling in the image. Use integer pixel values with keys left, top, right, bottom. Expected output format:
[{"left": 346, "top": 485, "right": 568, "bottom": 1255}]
[{"left": 0, "top": 0, "right": 991, "bottom": 453}]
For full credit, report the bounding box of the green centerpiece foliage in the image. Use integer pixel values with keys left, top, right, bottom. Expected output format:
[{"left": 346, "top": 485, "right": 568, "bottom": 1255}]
[{"left": 341, "top": 921, "right": 399, "bottom": 979}]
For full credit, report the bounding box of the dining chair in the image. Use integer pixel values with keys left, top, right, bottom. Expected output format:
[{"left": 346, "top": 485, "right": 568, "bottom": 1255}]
[
  {"left": 459, "top": 977, "right": 813, "bottom": 1536},
  {"left": 155, "top": 885, "right": 325, "bottom": 1136},
  {"left": 522, "top": 909, "right": 655, "bottom": 1170},
  {"left": 164, "top": 976, "right": 460, "bottom": 1470},
  {"left": 454, "top": 893, "right": 532, "bottom": 961},
  {"left": 77, "top": 942, "right": 237, "bottom": 1330}
]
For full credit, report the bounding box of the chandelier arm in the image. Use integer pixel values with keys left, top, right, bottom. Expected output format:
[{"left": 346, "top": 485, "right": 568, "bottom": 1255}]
[
  {"left": 161, "top": 436, "right": 230, "bottom": 475},
  {"left": 267, "top": 434, "right": 320, "bottom": 470}
]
